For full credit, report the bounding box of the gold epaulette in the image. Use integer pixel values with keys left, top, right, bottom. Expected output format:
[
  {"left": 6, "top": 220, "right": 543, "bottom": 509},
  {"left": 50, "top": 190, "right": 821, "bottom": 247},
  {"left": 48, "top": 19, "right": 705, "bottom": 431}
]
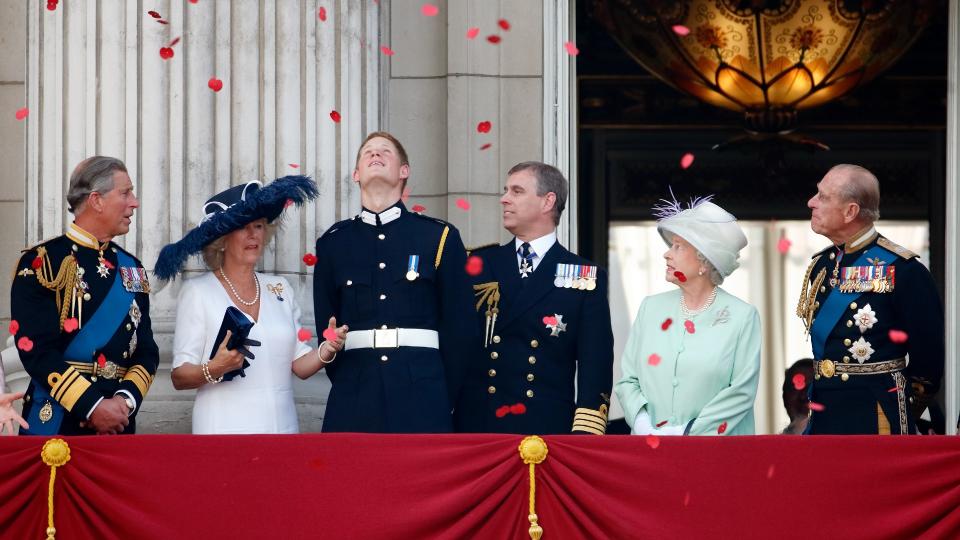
[
  {"left": 877, "top": 237, "right": 917, "bottom": 260},
  {"left": 466, "top": 243, "right": 497, "bottom": 257},
  {"left": 572, "top": 405, "right": 608, "bottom": 435},
  {"left": 796, "top": 255, "right": 825, "bottom": 334}
]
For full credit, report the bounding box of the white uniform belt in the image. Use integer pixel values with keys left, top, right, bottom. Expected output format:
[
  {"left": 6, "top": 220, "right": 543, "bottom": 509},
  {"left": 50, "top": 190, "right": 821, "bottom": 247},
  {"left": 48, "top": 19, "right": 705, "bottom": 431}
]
[{"left": 344, "top": 328, "right": 439, "bottom": 350}]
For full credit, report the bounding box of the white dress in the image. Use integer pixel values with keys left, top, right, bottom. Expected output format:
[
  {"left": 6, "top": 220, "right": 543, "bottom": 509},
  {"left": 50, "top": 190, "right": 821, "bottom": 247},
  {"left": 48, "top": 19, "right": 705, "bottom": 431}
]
[{"left": 172, "top": 272, "right": 313, "bottom": 434}]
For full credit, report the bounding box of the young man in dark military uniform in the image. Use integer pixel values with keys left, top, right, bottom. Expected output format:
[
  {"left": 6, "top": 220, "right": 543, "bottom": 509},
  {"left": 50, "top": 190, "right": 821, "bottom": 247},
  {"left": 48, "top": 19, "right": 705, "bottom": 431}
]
[
  {"left": 11, "top": 156, "right": 160, "bottom": 435},
  {"left": 798, "top": 164, "right": 943, "bottom": 434},
  {"left": 455, "top": 162, "right": 614, "bottom": 435},
  {"left": 313, "top": 132, "right": 476, "bottom": 433}
]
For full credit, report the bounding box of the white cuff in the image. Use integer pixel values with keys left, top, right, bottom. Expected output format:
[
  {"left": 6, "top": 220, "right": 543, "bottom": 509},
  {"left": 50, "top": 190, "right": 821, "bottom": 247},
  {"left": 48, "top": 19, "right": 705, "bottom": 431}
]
[
  {"left": 631, "top": 409, "right": 654, "bottom": 435},
  {"left": 114, "top": 390, "right": 137, "bottom": 416},
  {"left": 86, "top": 396, "right": 105, "bottom": 420}
]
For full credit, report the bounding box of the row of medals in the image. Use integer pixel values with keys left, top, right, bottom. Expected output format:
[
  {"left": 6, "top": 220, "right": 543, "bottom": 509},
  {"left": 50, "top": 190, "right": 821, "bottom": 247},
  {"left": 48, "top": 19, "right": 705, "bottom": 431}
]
[
  {"left": 554, "top": 274, "right": 596, "bottom": 290},
  {"left": 836, "top": 277, "right": 892, "bottom": 294}
]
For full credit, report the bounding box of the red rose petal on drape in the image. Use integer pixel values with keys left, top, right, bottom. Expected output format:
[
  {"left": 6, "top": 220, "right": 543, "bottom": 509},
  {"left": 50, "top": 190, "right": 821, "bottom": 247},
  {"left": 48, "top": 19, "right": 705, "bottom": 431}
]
[
  {"left": 455, "top": 198, "right": 471, "bottom": 211},
  {"left": 208, "top": 77, "right": 223, "bottom": 92},
  {"left": 329, "top": 110, "right": 341, "bottom": 123},
  {"left": 17, "top": 336, "right": 33, "bottom": 352},
  {"left": 497, "top": 19, "right": 510, "bottom": 30},
  {"left": 466, "top": 27, "right": 480, "bottom": 40},
  {"left": 683, "top": 492, "right": 691, "bottom": 507},
  {"left": 680, "top": 152, "right": 695, "bottom": 169},
  {"left": 318, "top": 6, "right": 327, "bottom": 21},
  {"left": 808, "top": 401, "right": 825, "bottom": 412},
  {"left": 564, "top": 41, "right": 579, "bottom": 56},
  {"left": 791, "top": 373, "right": 806, "bottom": 390},
  {"left": 888, "top": 329, "right": 908, "bottom": 343},
  {"left": 476, "top": 121, "right": 491, "bottom": 133},
  {"left": 411, "top": 204, "right": 426, "bottom": 213},
  {"left": 380, "top": 45, "right": 395, "bottom": 56},
  {"left": 421, "top": 4, "right": 439, "bottom": 16},
  {"left": 684, "top": 320, "right": 695, "bottom": 334},
  {"left": 766, "top": 464, "right": 776, "bottom": 479},
  {"left": 510, "top": 403, "right": 527, "bottom": 415},
  {"left": 777, "top": 237, "right": 792, "bottom": 255},
  {"left": 465, "top": 256, "right": 483, "bottom": 276},
  {"left": 717, "top": 421, "right": 728, "bottom": 434},
  {"left": 672, "top": 25, "right": 690, "bottom": 36},
  {"left": 647, "top": 353, "right": 661, "bottom": 366},
  {"left": 8, "top": 320, "right": 19, "bottom": 335},
  {"left": 673, "top": 271, "right": 687, "bottom": 282},
  {"left": 542, "top": 316, "right": 558, "bottom": 326},
  {"left": 495, "top": 405, "right": 510, "bottom": 418},
  {"left": 302, "top": 253, "right": 318, "bottom": 266},
  {"left": 15, "top": 107, "right": 28, "bottom": 120},
  {"left": 97, "top": 354, "right": 107, "bottom": 368},
  {"left": 486, "top": 35, "right": 501, "bottom": 44},
  {"left": 63, "top": 318, "right": 79, "bottom": 333},
  {"left": 479, "top": 143, "right": 492, "bottom": 151},
  {"left": 645, "top": 434, "right": 660, "bottom": 449},
  {"left": 159, "top": 47, "right": 174, "bottom": 60},
  {"left": 297, "top": 328, "right": 312, "bottom": 342},
  {"left": 322, "top": 327, "right": 338, "bottom": 342},
  {"left": 661, "top": 318, "right": 672, "bottom": 331}
]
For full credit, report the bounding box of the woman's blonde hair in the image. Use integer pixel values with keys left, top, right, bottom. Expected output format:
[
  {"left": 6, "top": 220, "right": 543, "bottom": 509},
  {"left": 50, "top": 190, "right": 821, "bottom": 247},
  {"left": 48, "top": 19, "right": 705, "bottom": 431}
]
[{"left": 201, "top": 220, "right": 279, "bottom": 270}]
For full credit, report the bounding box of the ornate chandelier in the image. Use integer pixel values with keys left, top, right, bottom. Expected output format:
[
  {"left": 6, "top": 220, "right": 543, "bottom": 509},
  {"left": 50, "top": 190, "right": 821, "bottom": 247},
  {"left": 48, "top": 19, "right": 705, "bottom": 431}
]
[{"left": 591, "top": 0, "right": 936, "bottom": 133}]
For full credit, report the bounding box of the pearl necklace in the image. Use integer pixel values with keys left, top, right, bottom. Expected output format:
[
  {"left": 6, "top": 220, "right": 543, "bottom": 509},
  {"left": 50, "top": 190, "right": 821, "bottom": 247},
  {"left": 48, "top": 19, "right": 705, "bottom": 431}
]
[
  {"left": 680, "top": 287, "right": 718, "bottom": 319},
  {"left": 219, "top": 269, "right": 260, "bottom": 306}
]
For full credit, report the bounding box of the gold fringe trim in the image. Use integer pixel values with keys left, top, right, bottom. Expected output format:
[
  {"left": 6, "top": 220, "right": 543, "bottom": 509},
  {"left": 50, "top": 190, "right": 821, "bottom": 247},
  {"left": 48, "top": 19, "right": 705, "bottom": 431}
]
[
  {"left": 519, "top": 436, "right": 548, "bottom": 540},
  {"left": 41, "top": 438, "right": 71, "bottom": 540},
  {"left": 33, "top": 248, "right": 82, "bottom": 331}
]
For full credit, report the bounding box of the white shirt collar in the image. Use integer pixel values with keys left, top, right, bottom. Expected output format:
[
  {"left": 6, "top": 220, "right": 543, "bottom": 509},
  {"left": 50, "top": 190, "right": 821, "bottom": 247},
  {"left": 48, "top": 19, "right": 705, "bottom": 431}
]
[
  {"left": 358, "top": 205, "right": 403, "bottom": 227},
  {"left": 514, "top": 231, "right": 557, "bottom": 271}
]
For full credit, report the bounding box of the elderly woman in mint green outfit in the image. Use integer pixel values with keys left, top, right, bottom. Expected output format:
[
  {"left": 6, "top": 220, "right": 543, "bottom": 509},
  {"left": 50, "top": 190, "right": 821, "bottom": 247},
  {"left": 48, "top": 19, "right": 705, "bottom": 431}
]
[{"left": 616, "top": 196, "right": 761, "bottom": 436}]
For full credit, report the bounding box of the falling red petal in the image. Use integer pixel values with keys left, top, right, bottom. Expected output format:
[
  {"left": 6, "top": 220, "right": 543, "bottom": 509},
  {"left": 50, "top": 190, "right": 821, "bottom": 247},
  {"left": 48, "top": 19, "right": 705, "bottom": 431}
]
[
  {"left": 497, "top": 19, "right": 510, "bottom": 31},
  {"left": 564, "top": 41, "right": 579, "bottom": 56},
  {"left": 322, "top": 327, "right": 338, "bottom": 342},
  {"left": 672, "top": 25, "right": 691, "bottom": 36},
  {"left": 8, "top": 320, "right": 19, "bottom": 335},
  {"left": 465, "top": 256, "right": 483, "bottom": 276},
  {"left": 684, "top": 320, "right": 695, "bottom": 334},
  {"left": 411, "top": 204, "right": 426, "bottom": 213},
  {"left": 647, "top": 353, "right": 662, "bottom": 366},
  {"left": 495, "top": 405, "right": 510, "bottom": 418},
  {"left": 791, "top": 373, "right": 806, "bottom": 391},
  {"left": 808, "top": 401, "right": 825, "bottom": 412},
  {"left": 168, "top": 37, "right": 181, "bottom": 47},
  {"left": 147, "top": 10, "right": 161, "bottom": 18},
  {"left": 421, "top": 4, "right": 439, "bottom": 16},
  {"left": 329, "top": 110, "right": 341, "bottom": 123},
  {"left": 102, "top": 259, "right": 114, "bottom": 269},
  {"left": 888, "top": 329, "right": 908, "bottom": 344},
  {"left": 157, "top": 20, "right": 169, "bottom": 25},
  {"left": 31, "top": 256, "right": 43, "bottom": 269},
  {"left": 479, "top": 143, "right": 492, "bottom": 151},
  {"left": 887, "top": 386, "right": 899, "bottom": 393},
  {"left": 542, "top": 316, "right": 558, "bottom": 326},
  {"left": 15, "top": 107, "right": 28, "bottom": 121},
  {"left": 97, "top": 353, "right": 107, "bottom": 368},
  {"left": 159, "top": 47, "right": 174, "bottom": 60},
  {"left": 297, "top": 328, "right": 312, "bottom": 342},
  {"left": 455, "top": 198, "right": 471, "bottom": 211},
  {"left": 717, "top": 421, "right": 728, "bottom": 434},
  {"left": 486, "top": 35, "right": 501, "bottom": 44},
  {"left": 510, "top": 403, "right": 527, "bottom": 415},
  {"left": 645, "top": 435, "right": 661, "bottom": 449},
  {"left": 17, "top": 336, "right": 33, "bottom": 352},
  {"left": 777, "top": 237, "right": 792, "bottom": 255},
  {"left": 318, "top": 6, "right": 327, "bottom": 21},
  {"left": 466, "top": 27, "right": 480, "bottom": 40},
  {"left": 680, "top": 152, "right": 695, "bottom": 169},
  {"left": 655, "top": 420, "right": 668, "bottom": 428},
  {"left": 63, "top": 318, "right": 79, "bottom": 333},
  {"left": 284, "top": 199, "right": 294, "bottom": 208},
  {"left": 46, "top": 2, "right": 56, "bottom": 11},
  {"left": 476, "top": 120, "right": 492, "bottom": 133},
  {"left": 380, "top": 45, "right": 395, "bottom": 56},
  {"left": 401, "top": 186, "right": 411, "bottom": 202},
  {"left": 208, "top": 77, "right": 223, "bottom": 92},
  {"left": 289, "top": 163, "right": 299, "bottom": 169},
  {"left": 302, "top": 253, "right": 318, "bottom": 266},
  {"left": 673, "top": 271, "right": 687, "bottom": 282},
  {"left": 661, "top": 318, "right": 672, "bottom": 331},
  {"left": 188, "top": 0, "right": 199, "bottom": 3}
]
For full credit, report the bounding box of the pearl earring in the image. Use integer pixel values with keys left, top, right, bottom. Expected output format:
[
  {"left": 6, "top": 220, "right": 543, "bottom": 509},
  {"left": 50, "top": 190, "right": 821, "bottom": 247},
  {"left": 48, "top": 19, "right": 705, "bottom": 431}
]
[{"left": 698, "top": 268, "right": 704, "bottom": 276}]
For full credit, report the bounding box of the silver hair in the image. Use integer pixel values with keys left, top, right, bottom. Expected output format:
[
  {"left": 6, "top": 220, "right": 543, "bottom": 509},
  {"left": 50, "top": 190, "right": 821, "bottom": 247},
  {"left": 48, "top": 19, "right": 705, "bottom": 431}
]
[
  {"left": 66, "top": 156, "right": 128, "bottom": 213},
  {"left": 828, "top": 164, "right": 881, "bottom": 222},
  {"left": 507, "top": 161, "right": 568, "bottom": 225},
  {"left": 695, "top": 251, "right": 724, "bottom": 286}
]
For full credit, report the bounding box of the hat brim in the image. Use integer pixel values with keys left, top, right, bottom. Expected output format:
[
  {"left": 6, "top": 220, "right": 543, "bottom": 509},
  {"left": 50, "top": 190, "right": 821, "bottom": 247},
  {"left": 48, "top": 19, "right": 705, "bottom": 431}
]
[{"left": 154, "top": 175, "right": 319, "bottom": 280}]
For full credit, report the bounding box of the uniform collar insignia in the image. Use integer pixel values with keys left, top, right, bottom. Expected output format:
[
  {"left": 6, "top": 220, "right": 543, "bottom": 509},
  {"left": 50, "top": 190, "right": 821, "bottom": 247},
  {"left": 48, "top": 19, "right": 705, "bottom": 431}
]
[
  {"left": 66, "top": 222, "right": 107, "bottom": 251},
  {"left": 358, "top": 203, "right": 403, "bottom": 227},
  {"left": 844, "top": 225, "right": 877, "bottom": 254}
]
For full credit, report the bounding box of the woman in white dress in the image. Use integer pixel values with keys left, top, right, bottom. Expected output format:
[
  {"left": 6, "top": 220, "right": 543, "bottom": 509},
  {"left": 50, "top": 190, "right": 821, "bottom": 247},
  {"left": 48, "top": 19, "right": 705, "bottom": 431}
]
[{"left": 155, "top": 177, "right": 347, "bottom": 434}]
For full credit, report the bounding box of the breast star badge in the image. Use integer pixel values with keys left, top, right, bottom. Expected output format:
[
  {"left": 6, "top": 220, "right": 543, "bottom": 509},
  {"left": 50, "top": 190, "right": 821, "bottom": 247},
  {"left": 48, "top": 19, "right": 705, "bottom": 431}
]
[
  {"left": 543, "top": 314, "right": 566, "bottom": 336},
  {"left": 848, "top": 337, "right": 875, "bottom": 364},
  {"left": 853, "top": 304, "right": 877, "bottom": 333},
  {"left": 96, "top": 259, "right": 111, "bottom": 278}
]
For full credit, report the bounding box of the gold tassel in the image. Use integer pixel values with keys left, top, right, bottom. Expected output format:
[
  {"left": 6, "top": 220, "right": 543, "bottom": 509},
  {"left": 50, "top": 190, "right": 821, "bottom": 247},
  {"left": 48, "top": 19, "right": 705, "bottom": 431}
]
[
  {"left": 519, "top": 436, "right": 548, "bottom": 540},
  {"left": 40, "top": 438, "right": 71, "bottom": 540}
]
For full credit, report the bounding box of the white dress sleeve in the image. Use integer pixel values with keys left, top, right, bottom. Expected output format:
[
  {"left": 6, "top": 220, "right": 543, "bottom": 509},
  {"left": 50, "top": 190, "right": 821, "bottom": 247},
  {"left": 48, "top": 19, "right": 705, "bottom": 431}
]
[{"left": 171, "top": 276, "right": 210, "bottom": 369}]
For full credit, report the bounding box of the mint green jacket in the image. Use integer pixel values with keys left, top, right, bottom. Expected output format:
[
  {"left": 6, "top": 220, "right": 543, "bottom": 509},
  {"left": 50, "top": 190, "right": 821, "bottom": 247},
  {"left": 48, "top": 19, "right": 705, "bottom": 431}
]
[{"left": 615, "top": 288, "right": 761, "bottom": 435}]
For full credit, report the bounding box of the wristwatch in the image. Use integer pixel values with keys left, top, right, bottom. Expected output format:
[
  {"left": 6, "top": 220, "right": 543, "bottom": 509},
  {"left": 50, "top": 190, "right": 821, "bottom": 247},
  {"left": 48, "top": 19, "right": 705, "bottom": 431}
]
[{"left": 120, "top": 395, "right": 136, "bottom": 413}]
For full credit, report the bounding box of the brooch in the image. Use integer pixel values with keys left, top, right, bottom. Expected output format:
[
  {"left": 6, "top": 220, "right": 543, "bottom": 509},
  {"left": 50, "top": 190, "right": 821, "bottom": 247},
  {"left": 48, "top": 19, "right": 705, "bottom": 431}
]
[{"left": 266, "top": 283, "right": 284, "bottom": 301}]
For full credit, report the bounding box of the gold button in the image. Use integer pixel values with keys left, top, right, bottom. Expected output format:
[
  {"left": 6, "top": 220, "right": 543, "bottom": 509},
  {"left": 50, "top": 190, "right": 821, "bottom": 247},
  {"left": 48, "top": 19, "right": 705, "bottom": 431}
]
[
  {"left": 490, "top": 351, "right": 499, "bottom": 360},
  {"left": 526, "top": 390, "right": 534, "bottom": 398},
  {"left": 379, "top": 294, "right": 387, "bottom": 300},
  {"left": 530, "top": 340, "right": 539, "bottom": 348},
  {"left": 91, "top": 376, "right": 97, "bottom": 381},
  {"left": 843, "top": 356, "right": 850, "bottom": 363},
  {"left": 849, "top": 302, "right": 858, "bottom": 310},
  {"left": 379, "top": 262, "right": 386, "bottom": 269},
  {"left": 814, "top": 301, "right": 819, "bottom": 309},
  {"left": 488, "top": 386, "right": 496, "bottom": 394},
  {"left": 488, "top": 369, "right": 496, "bottom": 377},
  {"left": 526, "top": 373, "right": 535, "bottom": 382},
  {"left": 122, "top": 351, "right": 128, "bottom": 358},
  {"left": 814, "top": 373, "right": 820, "bottom": 380},
  {"left": 346, "top": 280, "right": 353, "bottom": 286},
  {"left": 378, "top": 234, "right": 386, "bottom": 240},
  {"left": 126, "top": 323, "right": 132, "bottom": 331},
  {"left": 843, "top": 338, "right": 852, "bottom": 346},
  {"left": 492, "top": 335, "right": 501, "bottom": 344},
  {"left": 380, "top": 355, "right": 388, "bottom": 362},
  {"left": 841, "top": 373, "right": 850, "bottom": 382},
  {"left": 829, "top": 252, "right": 836, "bottom": 260},
  {"left": 846, "top": 320, "right": 853, "bottom": 328},
  {"left": 528, "top": 356, "right": 536, "bottom": 365},
  {"left": 24, "top": 394, "right": 30, "bottom": 402},
  {"left": 83, "top": 293, "right": 92, "bottom": 301}
]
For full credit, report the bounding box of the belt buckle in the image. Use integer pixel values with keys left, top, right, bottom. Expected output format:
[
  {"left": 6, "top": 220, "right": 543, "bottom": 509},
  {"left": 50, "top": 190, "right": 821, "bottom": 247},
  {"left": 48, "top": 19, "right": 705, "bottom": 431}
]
[
  {"left": 819, "top": 359, "right": 836, "bottom": 378},
  {"left": 373, "top": 328, "right": 399, "bottom": 349},
  {"left": 101, "top": 361, "right": 119, "bottom": 379}
]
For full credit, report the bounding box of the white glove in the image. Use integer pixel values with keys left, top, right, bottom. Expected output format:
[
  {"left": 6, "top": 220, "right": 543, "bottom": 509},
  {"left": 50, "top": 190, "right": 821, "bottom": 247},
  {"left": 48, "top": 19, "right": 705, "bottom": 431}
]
[
  {"left": 630, "top": 409, "right": 654, "bottom": 435},
  {"left": 658, "top": 424, "right": 685, "bottom": 436}
]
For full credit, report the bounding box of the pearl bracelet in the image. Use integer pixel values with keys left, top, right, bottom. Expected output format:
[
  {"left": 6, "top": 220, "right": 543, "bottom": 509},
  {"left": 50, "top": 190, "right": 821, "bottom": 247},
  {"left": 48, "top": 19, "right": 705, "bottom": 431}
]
[
  {"left": 202, "top": 362, "right": 223, "bottom": 384},
  {"left": 318, "top": 342, "right": 336, "bottom": 364}
]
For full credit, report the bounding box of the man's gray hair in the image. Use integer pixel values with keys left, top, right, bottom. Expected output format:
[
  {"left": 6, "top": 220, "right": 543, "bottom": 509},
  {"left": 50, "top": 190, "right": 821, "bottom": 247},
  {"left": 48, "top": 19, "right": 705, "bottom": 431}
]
[
  {"left": 828, "top": 164, "right": 881, "bottom": 222},
  {"left": 507, "top": 161, "right": 568, "bottom": 225},
  {"left": 66, "top": 156, "right": 128, "bottom": 213}
]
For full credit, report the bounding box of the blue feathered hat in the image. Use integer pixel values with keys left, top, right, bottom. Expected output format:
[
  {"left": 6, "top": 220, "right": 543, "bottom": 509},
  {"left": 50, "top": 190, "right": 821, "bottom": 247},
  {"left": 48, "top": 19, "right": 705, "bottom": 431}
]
[{"left": 154, "top": 175, "right": 319, "bottom": 280}]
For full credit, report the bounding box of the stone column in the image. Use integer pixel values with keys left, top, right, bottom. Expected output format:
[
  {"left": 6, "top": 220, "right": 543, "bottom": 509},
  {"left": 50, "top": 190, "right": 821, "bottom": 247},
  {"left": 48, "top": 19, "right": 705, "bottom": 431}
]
[{"left": 945, "top": 0, "right": 959, "bottom": 435}]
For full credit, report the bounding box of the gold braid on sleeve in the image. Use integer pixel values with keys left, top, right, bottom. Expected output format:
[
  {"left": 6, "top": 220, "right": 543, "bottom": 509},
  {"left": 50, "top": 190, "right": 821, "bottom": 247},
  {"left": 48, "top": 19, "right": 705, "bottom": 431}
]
[
  {"left": 434, "top": 226, "right": 449, "bottom": 269},
  {"left": 474, "top": 282, "right": 500, "bottom": 347},
  {"left": 33, "top": 248, "right": 81, "bottom": 331}
]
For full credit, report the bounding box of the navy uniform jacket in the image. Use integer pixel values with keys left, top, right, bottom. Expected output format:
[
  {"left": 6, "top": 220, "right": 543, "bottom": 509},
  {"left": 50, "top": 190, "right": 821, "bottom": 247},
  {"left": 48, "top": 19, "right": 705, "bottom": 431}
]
[
  {"left": 313, "top": 202, "right": 477, "bottom": 433},
  {"left": 798, "top": 228, "right": 943, "bottom": 434},
  {"left": 11, "top": 225, "right": 159, "bottom": 435},
  {"left": 454, "top": 240, "right": 614, "bottom": 435}
]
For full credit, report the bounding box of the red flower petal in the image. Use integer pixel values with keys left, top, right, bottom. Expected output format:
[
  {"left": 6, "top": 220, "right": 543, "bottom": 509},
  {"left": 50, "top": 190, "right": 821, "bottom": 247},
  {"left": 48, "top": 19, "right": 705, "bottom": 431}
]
[
  {"left": 888, "top": 329, "right": 908, "bottom": 344},
  {"left": 411, "top": 204, "right": 426, "bottom": 213},
  {"left": 62, "top": 318, "right": 78, "bottom": 333},
  {"left": 46, "top": 2, "right": 57, "bottom": 11},
  {"left": 476, "top": 120, "right": 491, "bottom": 133},
  {"left": 208, "top": 77, "right": 223, "bottom": 92},
  {"left": 147, "top": 10, "right": 162, "bottom": 18},
  {"left": 495, "top": 405, "right": 510, "bottom": 418},
  {"left": 168, "top": 37, "right": 181, "bottom": 48},
  {"left": 672, "top": 25, "right": 691, "bottom": 36},
  {"left": 17, "top": 336, "right": 33, "bottom": 352},
  {"left": 159, "top": 47, "right": 174, "bottom": 60},
  {"left": 542, "top": 316, "right": 557, "bottom": 326},
  {"left": 680, "top": 152, "right": 695, "bottom": 169},
  {"left": 31, "top": 256, "right": 43, "bottom": 269},
  {"left": 302, "top": 253, "right": 318, "bottom": 266},
  {"left": 661, "top": 318, "right": 672, "bottom": 331},
  {"left": 297, "top": 328, "right": 312, "bottom": 342},
  {"left": 564, "top": 41, "right": 579, "bottom": 56},
  {"left": 329, "top": 110, "right": 341, "bottom": 123},
  {"left": 466, "top": 27, "right": 480, "bottom": 40},
  {"left": 189, "top": 0, "right": 199, "bottom": 3},
  {"left": 401, "top": 186, "right": 411, "bottom": 202},
  {"left": 486, "top": 35, "right": 501, "bottom": 44},
  {"left": 157, "top": 20, "right": 169, "bottom": 25},
  {"left": 777, "top": 237, "right": 792, "bottom": 255},
  {"left": 318, "top": 6, "right": 327, "bottom": 21},
  {"left": 717, "top": 421, "right": 728, "bottom": 434},
  {"left": 284, "top": 199, "right": 294, "bottom": 208},
  {"left": 509, "top": 403, "right": 527, "bottom": 415},
  {"left": 766, "top": 464, "right": 776, "bottom": 479},
  {"left": 808, "top": 401, "right": 825, "bottom": 412},
  {"left": 673, "top": 270, "right": 687, "bottom": 282},
  {"left": 887, "top": 386, "right": 899, "bottom": 393},
  {"left": 645, "top": 434, "right": 661, "bottom": 449},
  {"left": 97, "top": 353, "right": 107, "bottom": 368},
  {"left": 15, "top": 107, "right": 29, "bottom": 120},
  {"left": 101, "top": 259, "right": 114, "bottom": 269},
  {"left": 479, "top": 143, "right": 492, "bottom": 151},
  {"left": 421, "top": 3, "right": 439, "bottom": 16},
  {"left": 8, "top": 320, "right": 19, "bottom": 335},
  {"left": 791, "top": 373, "right": 806, "bottom": 391},
  {"left": 455, "top": 198, "right": 471, "bottom": 211},
  {"left": 322, "top": 327, "right": 338, "bottom": 342},
  {"left": 684, "top": 320, "right": 695, "bottom": 334},
  {"left": 497, "top": 19, "right": 510, "bottom": 31},
  {"left": 380, "top": 45, "right": 395, "bottom": 56},
  {"left": 288, "top": 163, "right": 299, "bottom": 169},
  {"left": 655, "top": 420, "right": 668, "bottom": 427},
  {"left": 647, "top": 353, "right": 662, "bottom": 366},
  {"left": 683, "top": 492, "right": 691, "bottom": 507},
  {"left": 465, "top": 256, "right": 483, "bottom": 276}
]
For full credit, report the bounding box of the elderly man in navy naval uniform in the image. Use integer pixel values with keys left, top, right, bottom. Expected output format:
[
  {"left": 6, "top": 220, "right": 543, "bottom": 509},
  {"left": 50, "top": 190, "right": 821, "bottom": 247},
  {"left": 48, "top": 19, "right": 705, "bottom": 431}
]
[
  {"left": 798, "top": 164, "right": 943, "bottom": 434},
  {"left": 11, "top": 156, "right": 160, "bottom": 435},
  {"left": 455, "top": 162, "right": 614, "bottom": 435},
  {"left": 313, "top": 131, "right": 476, "bottom": 433}
]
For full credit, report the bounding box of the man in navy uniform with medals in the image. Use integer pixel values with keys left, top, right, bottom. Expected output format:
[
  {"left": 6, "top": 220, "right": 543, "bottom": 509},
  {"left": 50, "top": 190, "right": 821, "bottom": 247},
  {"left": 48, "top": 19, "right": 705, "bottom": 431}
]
[
  {"left": 313, "top": 132, "right": 476, "bottom": 433},
  {"left": 11, "top": 156, "right": 160, "bottom": 435},
  {"left": 455, "top": 162, "right": 614, "bottom": 435},
  {"left": 798, "top": 164, "right": 943, "bottom": 434}
]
